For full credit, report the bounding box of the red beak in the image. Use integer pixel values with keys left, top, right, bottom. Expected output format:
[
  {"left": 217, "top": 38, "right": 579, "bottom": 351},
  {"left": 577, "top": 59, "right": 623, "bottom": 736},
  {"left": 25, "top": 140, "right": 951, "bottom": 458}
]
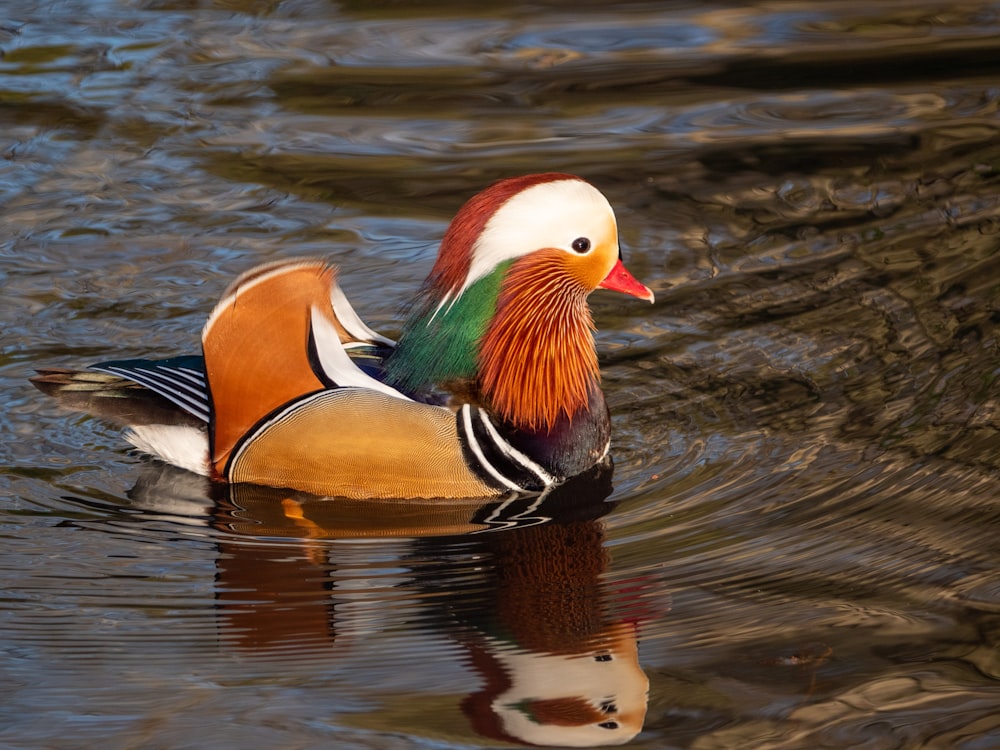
[{"left": 598, "top": 258, "right": 654, "bottom": 303}]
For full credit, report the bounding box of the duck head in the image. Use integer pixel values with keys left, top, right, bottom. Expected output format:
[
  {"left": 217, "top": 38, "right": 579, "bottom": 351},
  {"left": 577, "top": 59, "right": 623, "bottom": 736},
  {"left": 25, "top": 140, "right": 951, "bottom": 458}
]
[{"left": 386, "top": 173, "right": 652, "bottom": 434}]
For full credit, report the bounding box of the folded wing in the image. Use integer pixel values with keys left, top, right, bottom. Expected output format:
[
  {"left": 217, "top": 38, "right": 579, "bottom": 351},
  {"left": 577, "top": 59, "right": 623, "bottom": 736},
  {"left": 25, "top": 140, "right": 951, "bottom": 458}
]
[{"left": 201, "top": 258, "right": 501, "bottom": 498}]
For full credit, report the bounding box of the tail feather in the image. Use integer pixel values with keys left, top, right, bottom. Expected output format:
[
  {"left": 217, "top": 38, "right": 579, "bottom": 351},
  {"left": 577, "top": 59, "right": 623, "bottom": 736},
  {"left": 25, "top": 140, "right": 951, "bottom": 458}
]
[
  {"left": 90, "top": 356, "right": 210, "bottom": 422},
  {"left": 30, "top": 368, "right": 204, "bottom": 429}
]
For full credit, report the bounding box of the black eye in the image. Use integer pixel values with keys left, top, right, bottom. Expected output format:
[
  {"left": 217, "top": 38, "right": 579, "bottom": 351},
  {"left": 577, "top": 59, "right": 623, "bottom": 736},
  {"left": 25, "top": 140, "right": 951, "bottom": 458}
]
[
  {"left": 571, "top": 237, "right": 591, "bottom": 253},
  {"left": 599, "top": 721, "right": 619, "bottom": 730}
]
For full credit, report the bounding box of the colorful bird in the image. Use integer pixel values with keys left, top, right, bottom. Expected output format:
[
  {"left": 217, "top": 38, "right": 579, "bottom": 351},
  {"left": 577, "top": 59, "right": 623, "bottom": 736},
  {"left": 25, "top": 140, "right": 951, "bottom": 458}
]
[{"left": 32, "top": 173, "right": 653, "bottom": 499}]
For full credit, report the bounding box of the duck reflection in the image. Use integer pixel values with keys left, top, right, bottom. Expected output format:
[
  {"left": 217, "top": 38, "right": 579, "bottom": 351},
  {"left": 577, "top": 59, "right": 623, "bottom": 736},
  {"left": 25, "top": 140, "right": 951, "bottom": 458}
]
[
  {"left": 128, "top": 461, "right": 649, "bottom": 747},
  {"left": 443, "top": 514, "right": 649, "bottom": 746}
]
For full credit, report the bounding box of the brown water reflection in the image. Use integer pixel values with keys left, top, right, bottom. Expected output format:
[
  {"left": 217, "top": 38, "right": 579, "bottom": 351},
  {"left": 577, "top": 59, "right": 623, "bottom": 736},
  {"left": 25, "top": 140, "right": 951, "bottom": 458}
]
[
  {"left": 131, "top": 463, "right": 652, "bottom": 747},
  {"left": 4, "top": 0, "right": 1000, "bottom": 748}
]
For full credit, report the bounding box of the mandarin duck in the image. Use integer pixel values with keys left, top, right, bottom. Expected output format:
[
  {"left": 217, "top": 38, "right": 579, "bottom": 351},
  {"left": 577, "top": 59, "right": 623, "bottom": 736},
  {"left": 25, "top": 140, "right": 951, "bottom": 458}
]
[{"left": 32, "top": 173, "right": 653, "bottom": 499}]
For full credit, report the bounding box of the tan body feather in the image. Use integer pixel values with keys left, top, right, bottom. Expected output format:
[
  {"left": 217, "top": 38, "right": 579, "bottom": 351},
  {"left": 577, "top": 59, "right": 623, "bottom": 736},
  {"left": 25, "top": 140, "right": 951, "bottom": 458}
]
[{"left": 228, "top": 389, "right": 496, "bottom": 499}]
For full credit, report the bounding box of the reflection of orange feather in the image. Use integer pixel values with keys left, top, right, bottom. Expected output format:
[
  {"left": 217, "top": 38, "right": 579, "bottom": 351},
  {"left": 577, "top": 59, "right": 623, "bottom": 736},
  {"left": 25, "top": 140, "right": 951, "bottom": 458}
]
[
  {"left": 479, "top": 250, "right": 599, "bottom": 432},
  {"left": 203, "top": 261, "right": 337, "bottom": 474},
  {"left": 489, "top": 519, "right": 608, "bottom": 654}
]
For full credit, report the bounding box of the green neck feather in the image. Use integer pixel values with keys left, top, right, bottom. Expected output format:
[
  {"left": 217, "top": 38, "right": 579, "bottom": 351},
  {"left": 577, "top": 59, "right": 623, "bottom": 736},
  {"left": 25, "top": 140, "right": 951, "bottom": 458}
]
[{"left": 386, "top": 261, "right": 511, "bottom": 392}]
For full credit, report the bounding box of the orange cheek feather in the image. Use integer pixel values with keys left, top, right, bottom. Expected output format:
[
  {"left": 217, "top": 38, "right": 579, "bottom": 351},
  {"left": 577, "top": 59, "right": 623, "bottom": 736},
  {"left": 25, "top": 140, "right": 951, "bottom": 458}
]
[{"left": 479, "top": 250, "right": 600, "bottom": 432}]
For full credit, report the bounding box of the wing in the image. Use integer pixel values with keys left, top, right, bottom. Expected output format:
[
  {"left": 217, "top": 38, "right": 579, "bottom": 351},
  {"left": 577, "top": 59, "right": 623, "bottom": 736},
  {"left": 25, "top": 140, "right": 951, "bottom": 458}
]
[
  {"left": 30, "top": 364, "right": 206, "bottom": 429},
  {"left": 200, "top": 258, "right": 404, "bottom": 473},
  {"left": 86, "top": 343, "right": 395, "bottom": 426},
  {"left": 90, "top": 355, "right": 210, "bottom": 422}
]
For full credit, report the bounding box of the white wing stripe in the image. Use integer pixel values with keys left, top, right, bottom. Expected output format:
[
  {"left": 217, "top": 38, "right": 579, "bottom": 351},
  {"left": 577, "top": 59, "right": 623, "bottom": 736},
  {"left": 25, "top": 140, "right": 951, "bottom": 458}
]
[
  {"left": 97, "top": 365, "right": 210, "bottom": 422},
  {"left": 328, "top": 281, "right": 395, "bottom": 346},
  {"left": 166, "top": 367, "right": 206, "bottom": 385},
  {"left": 309, "top": 306, "right": 410, "bottom": 400}
]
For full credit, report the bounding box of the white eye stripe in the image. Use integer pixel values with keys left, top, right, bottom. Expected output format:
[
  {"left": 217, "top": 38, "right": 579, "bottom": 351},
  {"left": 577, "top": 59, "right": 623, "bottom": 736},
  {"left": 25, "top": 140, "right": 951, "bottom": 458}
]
[{"left": 453, "top": 179, "right": 617, "bottom": 299}]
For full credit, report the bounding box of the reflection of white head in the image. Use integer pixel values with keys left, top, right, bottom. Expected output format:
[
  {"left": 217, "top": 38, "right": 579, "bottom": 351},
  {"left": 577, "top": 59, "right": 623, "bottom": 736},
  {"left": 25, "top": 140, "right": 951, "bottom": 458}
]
[{"left": 475, "top": 634, "right": 649, "bottom": 747}]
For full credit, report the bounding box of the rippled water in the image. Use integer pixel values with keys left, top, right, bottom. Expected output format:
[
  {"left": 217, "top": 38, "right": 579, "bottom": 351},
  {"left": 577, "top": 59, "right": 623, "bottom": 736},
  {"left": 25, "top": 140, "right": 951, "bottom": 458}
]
[{"left": 4, "top": 1, "right": 1000, "bottom": 748}]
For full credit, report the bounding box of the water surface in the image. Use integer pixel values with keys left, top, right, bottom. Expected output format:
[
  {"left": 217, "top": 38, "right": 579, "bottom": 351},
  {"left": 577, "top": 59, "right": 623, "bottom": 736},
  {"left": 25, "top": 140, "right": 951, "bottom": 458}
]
[{"left": 3, "top": 1, "right": 1000, "bottom": 748}]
